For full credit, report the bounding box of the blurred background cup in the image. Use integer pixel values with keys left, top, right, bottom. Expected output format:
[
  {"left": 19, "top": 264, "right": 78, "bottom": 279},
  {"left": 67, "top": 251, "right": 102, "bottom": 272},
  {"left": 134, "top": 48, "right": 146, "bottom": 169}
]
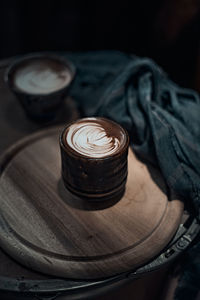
[{"left": 4, "top": 52, "right": 75, "bottom": 122}]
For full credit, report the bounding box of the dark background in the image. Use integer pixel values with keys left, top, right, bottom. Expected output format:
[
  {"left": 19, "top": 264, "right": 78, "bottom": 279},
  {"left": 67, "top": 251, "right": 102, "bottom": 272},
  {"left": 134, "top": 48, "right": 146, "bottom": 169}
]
[{"left": 0, "top": 0, "right": 200, "bottom": 90}]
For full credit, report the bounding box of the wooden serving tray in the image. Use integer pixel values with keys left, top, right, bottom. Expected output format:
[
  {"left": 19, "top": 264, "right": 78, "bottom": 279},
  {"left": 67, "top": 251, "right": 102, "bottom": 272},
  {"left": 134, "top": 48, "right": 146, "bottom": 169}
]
[{"left": 0, "top": 126, "right": 183, "bottom": 279}]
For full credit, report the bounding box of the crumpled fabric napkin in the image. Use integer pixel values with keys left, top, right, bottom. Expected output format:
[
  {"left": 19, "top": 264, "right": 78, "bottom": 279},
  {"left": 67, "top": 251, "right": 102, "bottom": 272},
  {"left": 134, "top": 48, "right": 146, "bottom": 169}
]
[{"left": 64, "top": 51, "right": 200, "bottom": 299}]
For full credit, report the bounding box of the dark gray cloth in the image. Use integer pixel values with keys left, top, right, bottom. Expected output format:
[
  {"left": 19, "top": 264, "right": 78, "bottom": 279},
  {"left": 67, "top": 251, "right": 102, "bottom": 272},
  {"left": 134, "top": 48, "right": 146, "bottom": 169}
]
[{"left": 64, "top": 51, "right": 200, "bottom": 299}]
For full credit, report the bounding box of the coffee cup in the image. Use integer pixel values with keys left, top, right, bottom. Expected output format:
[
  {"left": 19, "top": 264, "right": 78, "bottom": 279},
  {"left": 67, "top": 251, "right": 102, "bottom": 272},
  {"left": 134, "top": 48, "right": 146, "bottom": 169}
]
[
  {"left": 60, "top": 117, "right": 129, "bottom": 201},
  {"left": 5, "top": 52, "right": 75, "bottom": 121}
]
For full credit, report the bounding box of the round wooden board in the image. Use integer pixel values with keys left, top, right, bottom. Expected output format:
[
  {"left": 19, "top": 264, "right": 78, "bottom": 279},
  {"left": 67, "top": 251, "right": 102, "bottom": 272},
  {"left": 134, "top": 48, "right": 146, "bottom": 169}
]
[{"left": 0, "top": 126, "right": 183, "bottom": 279}]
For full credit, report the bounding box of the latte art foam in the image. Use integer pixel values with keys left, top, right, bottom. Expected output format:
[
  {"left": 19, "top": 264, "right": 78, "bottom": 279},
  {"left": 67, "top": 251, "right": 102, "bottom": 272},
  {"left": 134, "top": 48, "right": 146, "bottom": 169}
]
[
  {"left": 13, "top": 59, "right": 71, "bottom": 95},
  {"left": 66, "top": 119, "right": 121, "bottom": 158}
]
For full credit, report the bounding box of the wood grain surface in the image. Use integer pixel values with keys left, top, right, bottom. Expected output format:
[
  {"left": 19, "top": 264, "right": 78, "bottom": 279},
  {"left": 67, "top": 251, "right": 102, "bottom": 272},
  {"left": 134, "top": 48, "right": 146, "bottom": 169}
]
[
  {"left": 0, "top": 126, "right": 183, "bottom": 279},
  {"left": 0, "top": 60, "right": 81, "bottom": 282}
]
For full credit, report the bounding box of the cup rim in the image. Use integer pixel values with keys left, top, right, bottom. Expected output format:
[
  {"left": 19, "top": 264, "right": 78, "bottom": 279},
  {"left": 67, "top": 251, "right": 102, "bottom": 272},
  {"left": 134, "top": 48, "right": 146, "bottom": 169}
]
[
  {"left": 60, "top": 117, "right": 130, "bottom": 161},
  {"left": 4, "top": 52, "right": 76, "bottom": 97}
]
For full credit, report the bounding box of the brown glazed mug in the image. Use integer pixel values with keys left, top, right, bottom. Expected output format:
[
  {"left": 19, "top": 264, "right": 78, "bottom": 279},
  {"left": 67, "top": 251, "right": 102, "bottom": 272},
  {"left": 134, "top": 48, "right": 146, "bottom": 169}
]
[{"left": 60, "top": 117, "right": 129, "bottom": 201}]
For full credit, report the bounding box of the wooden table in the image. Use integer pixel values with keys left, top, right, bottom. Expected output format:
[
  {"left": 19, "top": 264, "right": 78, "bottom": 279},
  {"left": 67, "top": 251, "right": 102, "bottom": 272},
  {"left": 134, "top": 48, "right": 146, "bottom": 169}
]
[
  {"left": 0, "top": 57, "right": 79, "bottom": 279},
  {"left": 0, "top": 57, "right": 179, "bottom": 300}
]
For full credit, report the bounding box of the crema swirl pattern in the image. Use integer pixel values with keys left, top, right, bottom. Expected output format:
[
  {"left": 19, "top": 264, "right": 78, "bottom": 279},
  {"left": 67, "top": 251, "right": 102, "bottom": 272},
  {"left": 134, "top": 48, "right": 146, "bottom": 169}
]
[{"left": 66, "top": 119, "right": 121, "bottom": 158}]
